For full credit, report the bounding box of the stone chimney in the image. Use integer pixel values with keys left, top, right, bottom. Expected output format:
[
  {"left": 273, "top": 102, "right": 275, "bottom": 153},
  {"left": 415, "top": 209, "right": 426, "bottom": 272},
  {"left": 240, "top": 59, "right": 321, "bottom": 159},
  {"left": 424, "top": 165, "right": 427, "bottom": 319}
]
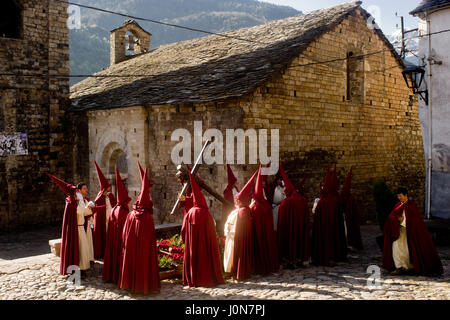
[{"left": 110, "top": 20, "right": 151, "bottom": 66}]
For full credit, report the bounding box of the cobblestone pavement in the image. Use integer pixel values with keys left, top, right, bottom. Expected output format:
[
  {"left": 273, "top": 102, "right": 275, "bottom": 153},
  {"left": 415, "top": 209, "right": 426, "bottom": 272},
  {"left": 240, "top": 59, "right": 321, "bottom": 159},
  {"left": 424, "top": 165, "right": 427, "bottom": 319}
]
[{"left": 0, "top": 225, "right": 449, "bottom": 300}]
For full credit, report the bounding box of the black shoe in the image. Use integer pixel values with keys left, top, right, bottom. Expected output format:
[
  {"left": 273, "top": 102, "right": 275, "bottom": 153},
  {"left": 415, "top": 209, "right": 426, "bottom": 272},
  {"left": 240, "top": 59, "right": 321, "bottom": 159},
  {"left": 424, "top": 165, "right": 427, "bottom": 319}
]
[
  {"left": 284, "top": 263, "right": 295, "bottom": 270},
  {"left": 296, "top": 261, "right": 305, "bottom": 268}
]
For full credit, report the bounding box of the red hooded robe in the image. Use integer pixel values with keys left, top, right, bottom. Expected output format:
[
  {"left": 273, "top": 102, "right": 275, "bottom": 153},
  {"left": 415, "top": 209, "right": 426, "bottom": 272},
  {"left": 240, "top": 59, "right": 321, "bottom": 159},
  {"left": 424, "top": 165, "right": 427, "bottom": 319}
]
[
  {"left": 102, "top": 166, "right": 131, "bottom": 284},
  {"left": 120, "top": 166, "right": 160, "bottom": 294},
  {"left": 46, "top": 173, "right": 79, "bottom": 275},
  {"left": 231, "top": 170, "right": 257, "bottom": 281},
  {"left": 277, "top": 165, "right": 310, "bottom": 265},
  {"left": 181, "top": 168, "right": 225, "bottom": 287},
  {"left": 93, "top": 161, "right": 117, "bottom": 259},
  {"left": 250, "top": 165, "right": 279, "bottom": 275},
  {"left": 331, "top": 164, "right": 348, "bottom": 261},
  {"left": 339, "top": 167, "right": 363, "bottom": 250},
  {"left": 311, "top": 165, "right": 347, "bottom": 266},
  {"left": 382, "top": 200, "right": 443, "bottom": 276}
]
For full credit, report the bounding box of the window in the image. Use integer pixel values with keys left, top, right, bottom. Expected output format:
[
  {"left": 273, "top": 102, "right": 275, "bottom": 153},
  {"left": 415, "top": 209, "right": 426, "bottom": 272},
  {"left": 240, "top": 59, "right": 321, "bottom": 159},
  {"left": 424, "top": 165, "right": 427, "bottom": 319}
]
[
  {"left": 346, "top": 51, "right": 364, "bottom": 102},
  {"left": 0, "top": 1, "right": 22, "bottom": 39}
]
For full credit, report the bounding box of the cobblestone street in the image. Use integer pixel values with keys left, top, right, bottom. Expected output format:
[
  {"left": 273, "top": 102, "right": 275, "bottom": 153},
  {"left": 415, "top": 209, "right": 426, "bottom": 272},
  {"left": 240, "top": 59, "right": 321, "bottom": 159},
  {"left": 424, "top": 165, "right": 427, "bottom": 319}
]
[{"left": 0, "top": 225, "right": 449, "bottom": 300}]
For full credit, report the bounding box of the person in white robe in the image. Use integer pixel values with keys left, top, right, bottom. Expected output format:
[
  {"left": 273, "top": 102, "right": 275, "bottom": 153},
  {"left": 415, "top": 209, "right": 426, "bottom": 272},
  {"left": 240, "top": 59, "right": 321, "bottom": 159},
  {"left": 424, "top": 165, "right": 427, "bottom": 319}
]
[
  {"left": 272, "top": 179, "right": 285, "bottom": 231},
  {"left": 75, "top": 184, "right": 95, "bottom": 270},
  {"left": 223, "top": 206, "right": 239, "bottom": 273},
  {"left": 105, "top": 191, "right": 113, "bottom": 232},
  {"left": 392, "top": 207, "right": 413, "bottom": 271}
]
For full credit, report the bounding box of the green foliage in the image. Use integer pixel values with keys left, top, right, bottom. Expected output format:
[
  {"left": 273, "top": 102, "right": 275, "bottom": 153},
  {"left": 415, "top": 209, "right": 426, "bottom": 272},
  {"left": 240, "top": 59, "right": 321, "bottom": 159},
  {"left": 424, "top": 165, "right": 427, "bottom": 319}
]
[
  {"left": 69, "top": 0, "right": 300, "bottom": 85},
  {"left": 373, "top": 177, "right": 398, "bottom": 232},
  {"left": 168, "top": 234, "right": 185, "bottom": 249},
  {"left": 159, "top": 255, "right": 175, "bottom": 270}
]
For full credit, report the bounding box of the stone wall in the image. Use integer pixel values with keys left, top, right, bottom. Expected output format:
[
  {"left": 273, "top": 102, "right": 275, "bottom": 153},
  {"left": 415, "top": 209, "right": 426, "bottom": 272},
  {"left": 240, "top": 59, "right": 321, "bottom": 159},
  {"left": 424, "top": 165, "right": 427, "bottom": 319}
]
[
  {"left": 86, "top": 104, "right": 246, "bottom": 225},
  {"left": 416, "top": 8, "right": 450, "bottom": 219},
  {"left": 0, "top": 0, "right": 71, "bottom": 231},
  {"left": 239, "top": 8, "right": 425, "bottom": 220},
  {"left": 81, "top": 8, "right": 425, "bottom": 225}
]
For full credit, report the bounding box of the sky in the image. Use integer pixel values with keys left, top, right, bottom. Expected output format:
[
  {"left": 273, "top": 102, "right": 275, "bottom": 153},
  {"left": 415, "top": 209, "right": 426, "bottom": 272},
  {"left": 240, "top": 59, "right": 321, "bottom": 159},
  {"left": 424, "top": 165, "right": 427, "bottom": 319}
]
[{"left": 261, "top": 0, "right": 420, "bottom": 35}]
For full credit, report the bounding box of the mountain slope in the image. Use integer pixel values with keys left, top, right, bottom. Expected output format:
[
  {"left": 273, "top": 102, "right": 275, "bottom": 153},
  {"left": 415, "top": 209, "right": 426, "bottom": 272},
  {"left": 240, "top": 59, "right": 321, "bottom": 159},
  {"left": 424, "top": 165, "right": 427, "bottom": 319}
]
[{"left": 69, "top": 0, "right": 301, "bottom": 85}]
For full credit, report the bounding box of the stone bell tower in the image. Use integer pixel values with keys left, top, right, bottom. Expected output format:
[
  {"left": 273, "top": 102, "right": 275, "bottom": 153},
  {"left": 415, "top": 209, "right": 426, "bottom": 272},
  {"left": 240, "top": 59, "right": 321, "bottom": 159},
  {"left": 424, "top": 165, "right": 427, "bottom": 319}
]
[{"left": 110, "top": 20, "right": 151, "bottom": 66}]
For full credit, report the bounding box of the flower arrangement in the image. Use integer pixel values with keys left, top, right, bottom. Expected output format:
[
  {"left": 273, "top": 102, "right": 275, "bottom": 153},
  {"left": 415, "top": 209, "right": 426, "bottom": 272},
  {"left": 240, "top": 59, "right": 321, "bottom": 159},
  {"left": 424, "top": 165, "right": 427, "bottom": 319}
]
[{"left": 157, "top": 234, "right": 184, "bottom": 271}]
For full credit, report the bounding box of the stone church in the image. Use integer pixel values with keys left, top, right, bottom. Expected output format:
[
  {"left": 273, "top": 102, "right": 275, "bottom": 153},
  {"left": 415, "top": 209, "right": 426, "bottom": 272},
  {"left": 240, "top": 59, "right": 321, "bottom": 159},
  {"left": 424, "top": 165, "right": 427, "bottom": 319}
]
[
  {"left": 70, "top": 1, "right": 425, "bottom": 225},
  {"left": 0, "top": 0, "right": 72, "bottom": 231}
]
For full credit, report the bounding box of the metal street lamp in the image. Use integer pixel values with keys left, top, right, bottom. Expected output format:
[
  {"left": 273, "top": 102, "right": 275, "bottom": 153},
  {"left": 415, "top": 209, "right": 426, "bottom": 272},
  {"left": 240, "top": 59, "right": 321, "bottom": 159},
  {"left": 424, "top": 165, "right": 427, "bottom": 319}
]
[{"left": 402, "top": 65, "right": 429, "bottom": 105}]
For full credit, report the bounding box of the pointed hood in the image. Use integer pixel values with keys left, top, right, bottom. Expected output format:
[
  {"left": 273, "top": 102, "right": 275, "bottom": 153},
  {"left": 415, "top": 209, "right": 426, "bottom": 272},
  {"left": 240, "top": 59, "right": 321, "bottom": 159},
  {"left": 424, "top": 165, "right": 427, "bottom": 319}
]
[
  {"left": 137, "top": 161, "right": 145, "bottom": 180},
  {"left": 330, "top": 163, "right": 339, "bottom": 197},
  {"left": 279, "top": 164, "right": 296, "bottom": 197},
  {"left": 46, "top": 173, "right": 77, "bottom": 196},
  {"left": 136, "top": 166, "right": 152, "bottom": 209},
  {"left": 115, "top": 166, "right": 131, "bottom": 206},
  {"left": 341, "top": 167, "right": 353, "bottom": 198},
  {"left": 296, "top": 175, "right": 307, "bottom": 196},
  {"left": 235, "top": 170, "right": 258, "bottom": 205},
  {"left": 226, "top": 164, "right": 237, "bottom": 187},
  {"left": 94, "top": 160, "right": 111, "bottom": 193},
  {"left": 188, "top": 167, "right": 208, "bottom": 209},
  {"left": 253, "top": 164, "right": 266, "bottom": 201},
  {"left": 320, "top": 164, "right": 331, "bottom": 198}
]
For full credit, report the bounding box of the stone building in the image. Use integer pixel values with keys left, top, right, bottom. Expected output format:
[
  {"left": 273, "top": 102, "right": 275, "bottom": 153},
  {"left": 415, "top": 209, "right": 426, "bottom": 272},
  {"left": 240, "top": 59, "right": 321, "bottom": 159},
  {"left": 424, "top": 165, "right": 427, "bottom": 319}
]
[
  {"left": 410, "top": 0, "right": 450, "bottom": 219},
  {"left": 70, "top": 1, "right": 426, "bottom": 225},
  {"left": 0, "top": 0, "right": 71, "bottom": 231}
]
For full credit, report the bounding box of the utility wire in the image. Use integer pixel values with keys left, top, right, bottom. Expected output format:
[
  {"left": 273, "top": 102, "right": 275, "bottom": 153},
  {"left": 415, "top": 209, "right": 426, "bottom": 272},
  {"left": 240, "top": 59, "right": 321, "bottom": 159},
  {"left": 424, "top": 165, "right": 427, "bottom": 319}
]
[
  {"left": 56, "top": 0, "right": 432, "bottom": 76},
  {"left": 57, "top": 0, "right": 271, "bottom": 45},
  {"left": 4, "top": 1, "right": 445, "bottom": 79}
]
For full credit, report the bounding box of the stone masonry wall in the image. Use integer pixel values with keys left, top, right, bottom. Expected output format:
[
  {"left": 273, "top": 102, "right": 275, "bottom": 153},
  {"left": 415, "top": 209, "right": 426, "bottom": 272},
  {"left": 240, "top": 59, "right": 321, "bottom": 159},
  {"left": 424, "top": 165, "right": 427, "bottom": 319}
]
[
  {"left": 0, "top": 0, "right": 71, "bottom": 231},
  {"left": 239, "top": 8, "right": 425, "bottom": 220},
  {"left": 82, "top": 8, "right": 425, "bottom": 225},
  {"left": 87, "top": 103, "right": 246, "bottom": 226}
]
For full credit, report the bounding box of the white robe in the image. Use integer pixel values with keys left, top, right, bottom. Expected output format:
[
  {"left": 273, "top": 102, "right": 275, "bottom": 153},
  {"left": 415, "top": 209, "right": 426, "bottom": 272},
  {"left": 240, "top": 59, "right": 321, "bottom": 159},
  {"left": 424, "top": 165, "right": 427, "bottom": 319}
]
[
  {"left": 76, "top": 192, "right": 94, "bottom": 270},
  {"left": 105, "top": 196, "right": 112, "bottom": 232},
  {"left": 272, "top": 186, "right": 285, "bottom": 231},
  {"left": 312, "top": 198, "right": 320, "bottom": 215},
  {"left": 392, "top": 209, "right": 413, "bottom": 270},
  {"left": 223, "top": 207, "right": 239, "bottom": 273}
]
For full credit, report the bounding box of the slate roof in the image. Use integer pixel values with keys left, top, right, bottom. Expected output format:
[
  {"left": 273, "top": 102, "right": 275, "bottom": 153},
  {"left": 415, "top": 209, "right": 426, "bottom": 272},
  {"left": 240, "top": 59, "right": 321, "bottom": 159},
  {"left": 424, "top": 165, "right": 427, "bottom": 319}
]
[
  {"left": 70, "top": 1, "right": 402, "bottom": 111},
  {"left": 410, "top": 0, "right": 450, "bottom": 15}
]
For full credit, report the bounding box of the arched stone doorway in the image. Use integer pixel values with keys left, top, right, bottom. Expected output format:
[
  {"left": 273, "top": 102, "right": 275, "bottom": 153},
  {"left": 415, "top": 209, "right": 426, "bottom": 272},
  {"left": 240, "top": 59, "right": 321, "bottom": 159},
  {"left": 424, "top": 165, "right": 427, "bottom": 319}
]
[{"left": 100, "top": 142, "right": 128, "bottom": 196}]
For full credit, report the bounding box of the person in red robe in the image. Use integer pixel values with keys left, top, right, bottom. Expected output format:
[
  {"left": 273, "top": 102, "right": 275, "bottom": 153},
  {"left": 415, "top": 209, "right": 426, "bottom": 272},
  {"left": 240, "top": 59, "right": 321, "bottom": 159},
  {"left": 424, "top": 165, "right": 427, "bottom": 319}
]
[
  {"left": 295, "top": 176, "right": 307, "bottom": 196},
  {"left": 339, "top": 167, "right": 363, "bottom": 250},
  {"left": 46, "top": 173, "right": 79, "bottom": 275},
  {"left": 176, "top": 168, "right": 193, "bottom": 220},
  {"left": 382, "top": 188, "right": 443, "bottom": 276},
  {"left": 231, "top": 170, "right": 257, "bottom": 281},
  {"left": 181, "top": 168, "right": 225, "bottom": 287},
  {"left": 277, "top": 165, "right": 310, "bottom": 268},
  {"left": 221, "top": 164, "right": 239, "bottom": 235},
  {"left": 250, "top": 165, "right": 279, "bottom": 275},
  {"left": 120, "top": 166, "right": 160, "bottom": 294},
  {"left": 93, "top": 161, "right": 117, "bottom": 259},
  {"left": 330, "top": 164, "right": 348, "bottom": 262},
  {"left": 311, "top": 165, "right": 347, "bottom": 266},
  {"left": 102, "top": 166, "right": 131, "bottom": 284}
]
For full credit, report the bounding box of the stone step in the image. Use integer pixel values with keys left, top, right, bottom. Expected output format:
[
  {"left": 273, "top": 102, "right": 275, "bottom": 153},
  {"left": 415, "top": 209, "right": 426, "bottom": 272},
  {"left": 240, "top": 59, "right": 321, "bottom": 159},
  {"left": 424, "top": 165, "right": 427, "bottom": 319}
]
[
  {"left": 47, "top": 223, "right": 183, "bottom": 257},
  {"left": 48, "top": 239, "right": 61, "bottom": 257}
]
